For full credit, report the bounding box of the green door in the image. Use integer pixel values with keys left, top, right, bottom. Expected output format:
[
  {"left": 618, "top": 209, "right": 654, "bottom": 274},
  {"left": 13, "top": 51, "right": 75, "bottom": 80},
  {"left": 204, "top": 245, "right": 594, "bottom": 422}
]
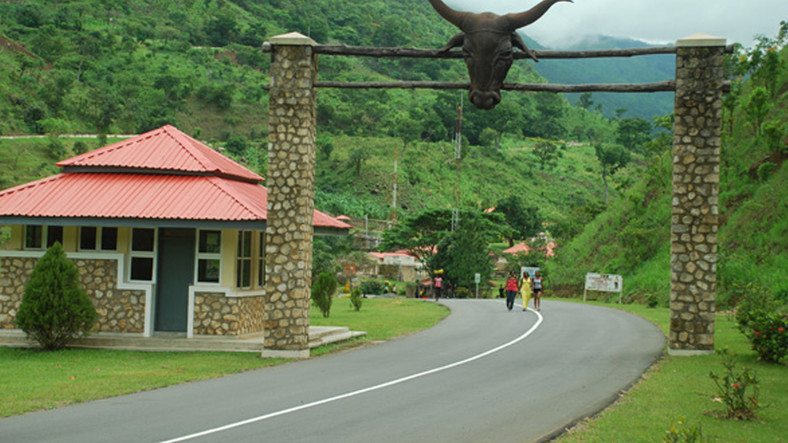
[{"left": 155, "top": 228, "right": 195, "bottom": 333}]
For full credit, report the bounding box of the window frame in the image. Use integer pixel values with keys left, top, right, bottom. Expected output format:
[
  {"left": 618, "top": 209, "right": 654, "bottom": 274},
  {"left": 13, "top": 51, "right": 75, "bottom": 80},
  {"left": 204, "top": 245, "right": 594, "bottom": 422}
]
[
  {"left": 236, "top": 230, "right": 252, "bottom": 290},
  {"left": 257, "top": 232, "right": 266, "bottom": 289},
  {"left": 196, "top": 229, "right": 222, "bottom": 285},
  {"left": 129, "top": 228, "right": 157, "bottom": 282}
]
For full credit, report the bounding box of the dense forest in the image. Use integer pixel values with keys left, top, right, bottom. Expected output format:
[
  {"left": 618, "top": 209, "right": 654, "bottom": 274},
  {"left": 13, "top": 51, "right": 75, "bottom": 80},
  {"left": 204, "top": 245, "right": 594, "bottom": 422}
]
[{"left": 0, "top": 1, "right": 786, "bottom": 306}]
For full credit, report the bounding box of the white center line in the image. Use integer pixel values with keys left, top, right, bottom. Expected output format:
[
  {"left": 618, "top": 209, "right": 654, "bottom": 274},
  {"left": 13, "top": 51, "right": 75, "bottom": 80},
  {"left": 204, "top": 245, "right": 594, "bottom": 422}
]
[{"left": 161, "top": 304, "right": 543, "bottom": 443}]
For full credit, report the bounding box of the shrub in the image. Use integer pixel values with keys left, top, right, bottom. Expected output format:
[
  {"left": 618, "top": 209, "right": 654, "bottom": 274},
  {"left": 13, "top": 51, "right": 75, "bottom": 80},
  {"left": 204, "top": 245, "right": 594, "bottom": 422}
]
[
  {"left": 15, "top": 242, "right": 98, "bottom": 350},
  {"left": 311, "top": 272, "right": 337, "bottom": 318},
  {"left": 663, "top": 417, "right": 706, "bottom": 443},
  {"left": 708, "top": 348, "right": 761, "bottom": 420},
  {"left": 360, "top": 280, "right": 383, "bottom": 295},
  {"left": 350, "top": 288, "right": 363, "bottom": 311},
  {"left": 736, "top": 286, "right": 787, "bottom": 363},
  {"left": 455, "top": 287, "right": 470, "bottom": 299}
]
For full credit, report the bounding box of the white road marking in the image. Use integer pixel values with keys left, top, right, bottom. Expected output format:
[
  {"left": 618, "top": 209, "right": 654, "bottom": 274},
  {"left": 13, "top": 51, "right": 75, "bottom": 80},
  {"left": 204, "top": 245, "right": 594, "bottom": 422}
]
[{"left": 160, "top": 303, "right": 543, "bottom": 443}]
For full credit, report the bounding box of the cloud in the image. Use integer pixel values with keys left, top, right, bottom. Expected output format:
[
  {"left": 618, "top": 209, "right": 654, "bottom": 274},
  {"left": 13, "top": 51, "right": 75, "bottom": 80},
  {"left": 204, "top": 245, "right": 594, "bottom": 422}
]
[{"left": 441, "top": 0, "right": 785, "bottom": 48}]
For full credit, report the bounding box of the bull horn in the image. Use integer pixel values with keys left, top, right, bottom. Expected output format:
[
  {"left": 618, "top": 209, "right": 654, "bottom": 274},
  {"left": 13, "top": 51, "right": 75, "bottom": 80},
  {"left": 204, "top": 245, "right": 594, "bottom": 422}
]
[
  {"left": 506, "top": 0, "right": 573, "bottom": 30},
  {"left": 428, "top": 0, "right": 471, "bottom": 30}
]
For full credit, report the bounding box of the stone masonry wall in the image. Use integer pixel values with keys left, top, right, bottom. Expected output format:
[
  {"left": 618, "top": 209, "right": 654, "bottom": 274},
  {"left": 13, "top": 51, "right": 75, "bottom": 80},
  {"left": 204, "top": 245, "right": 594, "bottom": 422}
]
[
  {"left": 0, "top": 256, "right": 146, "bottom": 333},
  {"left": 193, "top": 293, "right": 265, "bottom": 336},
  {"left": 670, "top": 39, "right": 725, "bottom": 352},
  {"left": 264, "top": 34, "right": 318, "bottom": 353}
]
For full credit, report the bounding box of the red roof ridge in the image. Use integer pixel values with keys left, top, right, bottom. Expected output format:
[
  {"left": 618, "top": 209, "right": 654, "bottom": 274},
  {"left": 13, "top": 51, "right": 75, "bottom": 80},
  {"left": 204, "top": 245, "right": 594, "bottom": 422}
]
[
  {"left": 0, "top": 174, "right": 64, "bottom": 198},
  {"left": 163, "top": 125, "right": 220, "bottom": 175},
  {"left": 203, "top": 177, "right": 260, "bottom": 219}
]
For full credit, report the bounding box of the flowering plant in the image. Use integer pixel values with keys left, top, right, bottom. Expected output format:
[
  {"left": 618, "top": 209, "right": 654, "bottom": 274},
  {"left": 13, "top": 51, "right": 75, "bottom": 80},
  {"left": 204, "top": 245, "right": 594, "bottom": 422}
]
[
  {"left": 735, "top": 285, "right": 787, "bottom": 363},
  {"left": 708, "top": 348, "right": 761, "bottom": 420}
]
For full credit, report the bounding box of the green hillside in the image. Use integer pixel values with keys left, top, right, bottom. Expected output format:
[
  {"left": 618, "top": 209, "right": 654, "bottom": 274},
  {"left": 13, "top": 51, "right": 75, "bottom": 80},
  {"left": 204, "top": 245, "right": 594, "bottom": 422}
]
[{"left": 546, "top": 35, "right": 788, "bottom": 306}]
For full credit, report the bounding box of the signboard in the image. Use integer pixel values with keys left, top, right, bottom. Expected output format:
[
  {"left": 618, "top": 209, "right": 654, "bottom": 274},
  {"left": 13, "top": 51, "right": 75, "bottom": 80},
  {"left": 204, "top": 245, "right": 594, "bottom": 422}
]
[
  {"left": 520, "top": 267, "right": 539, "bottom": 278},
  {"left": 474, "top": 273, "right": 481, "bottom": 284},
  {"left": 584, "top": 273, "right": 623, "bottom": 302}
]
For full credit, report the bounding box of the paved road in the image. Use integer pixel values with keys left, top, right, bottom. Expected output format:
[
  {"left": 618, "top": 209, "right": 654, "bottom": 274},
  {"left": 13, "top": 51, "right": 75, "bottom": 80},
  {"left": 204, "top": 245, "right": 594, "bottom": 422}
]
[{"left": 0, "top": 300, "right": 665, "bottom": 443}]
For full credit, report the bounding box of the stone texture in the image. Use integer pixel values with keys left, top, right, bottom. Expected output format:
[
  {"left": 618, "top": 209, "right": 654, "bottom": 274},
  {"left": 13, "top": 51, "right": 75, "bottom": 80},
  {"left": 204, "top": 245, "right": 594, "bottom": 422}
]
[
  {"left": 669, "top": 43, "right": 725, "bottom": 353},
  {"left": 193, "top": 293, "right": 265, "bottom": 336},
  {"left": 264, "top": 35, "right": 317, "bottom": 351},
  {"left": 0, "top": 257, "right": 145, "bottom": 333}
]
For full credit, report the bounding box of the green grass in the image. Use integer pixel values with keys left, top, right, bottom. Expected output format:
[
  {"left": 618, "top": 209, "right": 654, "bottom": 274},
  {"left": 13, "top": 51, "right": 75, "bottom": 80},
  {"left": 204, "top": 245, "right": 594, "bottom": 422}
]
[
  {"left": 0, "top": 298, "right": 448, "bottom": 417},
  {"left": 554, "top": 298, "right": 788, "bottom": 443}
]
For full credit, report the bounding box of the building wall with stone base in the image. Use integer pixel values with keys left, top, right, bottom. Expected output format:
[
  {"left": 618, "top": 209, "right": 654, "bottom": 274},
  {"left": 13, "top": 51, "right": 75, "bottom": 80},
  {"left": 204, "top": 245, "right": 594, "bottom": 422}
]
[
  {"left": 0, "top": 256, "right": 146, "bottom": 333},
  {"left": 193, "top": 293, "right": 265, "bottom": 336}
]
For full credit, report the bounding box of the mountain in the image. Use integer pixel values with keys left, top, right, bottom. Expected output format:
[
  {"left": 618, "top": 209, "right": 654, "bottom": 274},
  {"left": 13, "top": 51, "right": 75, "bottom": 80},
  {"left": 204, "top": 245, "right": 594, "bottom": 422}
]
[{"left": 528, "top": 34, "right": 675, "bottom": 120}]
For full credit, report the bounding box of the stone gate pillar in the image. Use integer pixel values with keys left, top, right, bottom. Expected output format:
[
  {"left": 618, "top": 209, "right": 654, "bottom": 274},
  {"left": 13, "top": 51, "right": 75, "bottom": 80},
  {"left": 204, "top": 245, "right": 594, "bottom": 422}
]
[
  {"left": 263, "top": 32, "right": 318, "bottom": 358},
  {"left": 669, "top": 34, "right": 726, "bottom": 355}
]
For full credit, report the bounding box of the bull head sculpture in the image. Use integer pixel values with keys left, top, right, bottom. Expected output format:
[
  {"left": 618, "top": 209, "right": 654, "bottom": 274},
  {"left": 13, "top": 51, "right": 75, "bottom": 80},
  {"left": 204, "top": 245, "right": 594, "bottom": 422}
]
[{"left": 429, "top": 0, "right": 572, "bottom": 110}]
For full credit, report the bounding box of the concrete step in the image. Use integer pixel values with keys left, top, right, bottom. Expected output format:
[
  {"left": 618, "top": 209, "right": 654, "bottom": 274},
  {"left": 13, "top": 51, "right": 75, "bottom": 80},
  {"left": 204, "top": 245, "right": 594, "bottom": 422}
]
[{"left": 0, "top": 326, "right": 367, "bottom": 354}]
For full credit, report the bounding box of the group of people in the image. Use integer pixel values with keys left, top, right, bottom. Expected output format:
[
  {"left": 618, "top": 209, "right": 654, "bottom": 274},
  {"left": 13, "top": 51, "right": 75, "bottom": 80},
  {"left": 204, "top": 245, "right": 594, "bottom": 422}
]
[{"left": 504, "top": 270, "right": 543, "bottom": 312}]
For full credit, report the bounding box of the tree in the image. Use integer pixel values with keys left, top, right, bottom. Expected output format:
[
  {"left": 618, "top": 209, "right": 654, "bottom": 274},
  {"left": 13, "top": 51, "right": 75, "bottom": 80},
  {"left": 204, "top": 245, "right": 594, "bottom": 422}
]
[
  {"left": 577, "top": 92, "right": 594, "bottom": 111},
  {"left": 430, "top": 212, "right": 500, "bottom": 290},
  {"left": 311, "top": 272, "right": 337, "bottom": 318},
  {"left": 348, "top": 147, "right": 370, "bottom": 177},
  {"left": 595, "top": 143, "right": 632, "bottom": 205},
  {"left": 494, "top": 196, "right": 542, "bottom": 246},
  {"left": 380, "top": 208, "right": 504, "bottom": 279},
  {"left": 745, "top": 87, "right": 772, "bottom": 137},
  {"left": 530, "top": 92, "right": 567, "bottom": 139},
  {"left": 15, "top": 243, "right": 98, "bottom": 350},
  {"left": 533, "top": 140, "right": 559, "bottom": 170},
  {"left": 616, "top": 117, "right": 652, "bottom": 153}
]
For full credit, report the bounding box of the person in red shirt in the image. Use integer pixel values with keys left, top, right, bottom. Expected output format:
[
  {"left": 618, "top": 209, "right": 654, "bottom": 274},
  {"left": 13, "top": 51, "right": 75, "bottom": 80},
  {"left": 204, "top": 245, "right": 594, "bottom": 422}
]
[
  {"left": 504, "top": 272, "right": 519, "bottom": 311},
  {"left": 434, "top": 276, "right": 443, "bottom": 300}
]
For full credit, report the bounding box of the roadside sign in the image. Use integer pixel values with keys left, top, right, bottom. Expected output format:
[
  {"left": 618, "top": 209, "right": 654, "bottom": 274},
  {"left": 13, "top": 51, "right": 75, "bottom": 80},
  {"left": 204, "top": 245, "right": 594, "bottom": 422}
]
[
  {"left": 474, "top": 273, "right": 480, "bottom": 284},
  {"left": 584, "top": 273, "right": 623, "bottom": 303}
]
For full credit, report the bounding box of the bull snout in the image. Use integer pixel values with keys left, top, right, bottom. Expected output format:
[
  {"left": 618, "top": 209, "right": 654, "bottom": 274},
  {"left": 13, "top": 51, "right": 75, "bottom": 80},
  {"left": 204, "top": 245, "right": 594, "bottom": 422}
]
[{"left": 468, "top": 89, "right": 501, "bottom": 110}]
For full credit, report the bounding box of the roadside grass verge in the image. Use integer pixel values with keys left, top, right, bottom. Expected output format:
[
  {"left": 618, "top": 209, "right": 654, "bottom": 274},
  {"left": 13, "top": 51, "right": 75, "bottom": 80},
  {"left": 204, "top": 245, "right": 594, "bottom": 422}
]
[
  {"left": 554, "top": 298, "right": 788, "bottom": 443},
  {"left": 0, "top": 298, "right": 447, "bottom": 417}
]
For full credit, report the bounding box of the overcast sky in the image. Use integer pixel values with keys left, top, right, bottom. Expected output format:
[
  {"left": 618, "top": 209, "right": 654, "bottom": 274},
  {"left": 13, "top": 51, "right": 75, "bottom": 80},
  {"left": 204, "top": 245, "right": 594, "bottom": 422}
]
[{"left": 445, "top": 0, "right": 785, "bottom": 48}]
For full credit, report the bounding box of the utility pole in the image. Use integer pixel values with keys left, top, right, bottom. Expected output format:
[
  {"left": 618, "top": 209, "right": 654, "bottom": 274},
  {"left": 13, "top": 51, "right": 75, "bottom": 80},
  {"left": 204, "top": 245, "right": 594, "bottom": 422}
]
[
  {"left": 452, "top": 93, "right": 463, "bottom": 232},
  {"left": 391, "top": 144, "right": 398, "bottom": 223}
]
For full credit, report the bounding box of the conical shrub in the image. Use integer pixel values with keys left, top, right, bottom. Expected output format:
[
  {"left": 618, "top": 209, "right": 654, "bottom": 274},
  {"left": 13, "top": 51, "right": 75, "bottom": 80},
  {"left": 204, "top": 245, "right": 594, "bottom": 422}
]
[{"left": 15, "top": 242, "right": 98, "bottom": 350}]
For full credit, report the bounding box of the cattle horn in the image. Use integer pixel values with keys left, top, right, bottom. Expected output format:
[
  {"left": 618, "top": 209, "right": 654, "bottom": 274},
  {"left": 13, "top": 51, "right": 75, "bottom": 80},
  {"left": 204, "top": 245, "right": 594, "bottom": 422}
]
[
  {"left": 506, "top": 0, "right": 573, "bottom": 30},
  {"left": 427, "top": 0, "right": 471, "bottom": 29}
]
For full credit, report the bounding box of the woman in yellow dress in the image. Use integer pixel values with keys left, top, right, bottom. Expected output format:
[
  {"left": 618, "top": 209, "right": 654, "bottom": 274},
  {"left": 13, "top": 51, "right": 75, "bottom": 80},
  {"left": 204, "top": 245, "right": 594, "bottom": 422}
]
[{"left": 520, "top": 272, "right": 532, "bottom": 312}]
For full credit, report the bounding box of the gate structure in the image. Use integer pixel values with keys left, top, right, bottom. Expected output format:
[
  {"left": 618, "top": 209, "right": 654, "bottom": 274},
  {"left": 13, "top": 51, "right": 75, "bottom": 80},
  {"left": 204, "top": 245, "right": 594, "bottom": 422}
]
[{"left": 262, "top": 32, "right": 730, "bottom": 357}]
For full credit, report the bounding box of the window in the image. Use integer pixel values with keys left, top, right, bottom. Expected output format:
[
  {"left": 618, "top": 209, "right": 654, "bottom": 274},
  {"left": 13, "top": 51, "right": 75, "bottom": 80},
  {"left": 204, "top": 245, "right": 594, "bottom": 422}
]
[
  {"left": 80, "top": 227, "right": 118, "bottom": 251},
  {"left": 24, "top": 225, "right": 43, "bottom": 249},
  {"left": 46, "top": 226, "right": 63, "bottom": 248},
  {"left": 24, "top": 225, "right": 62, "bottom": 250},
  {"left": 236, "top": 231, "right": 252, "bottom": 289},
  {"left": 197, "top": 230, "right": 221, "bottom": 284},
  {"left": 130, "top": 228, "right": 155, "bottom": 281},
  {"left": 257, "top": 232, "right": 266, "bottom": 288}
]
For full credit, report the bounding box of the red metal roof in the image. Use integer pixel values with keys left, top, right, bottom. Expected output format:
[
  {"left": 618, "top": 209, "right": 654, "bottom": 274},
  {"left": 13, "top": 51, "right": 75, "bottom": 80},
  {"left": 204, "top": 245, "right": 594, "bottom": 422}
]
[
  {"left": 0, "top": 125, "right": 351, "bottom": 230},
  {"left": 57, "top": 125, "right": 262, "bottom": 183}
]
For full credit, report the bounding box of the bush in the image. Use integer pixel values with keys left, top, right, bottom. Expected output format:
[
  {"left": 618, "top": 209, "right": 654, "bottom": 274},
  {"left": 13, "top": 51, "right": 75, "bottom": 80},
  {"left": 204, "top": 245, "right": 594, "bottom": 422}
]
[
  {"left": 15, "top": 242, "right": 98, "bottom": 350},
  {"left": 455, "top": 287, "right": 470, "bottom": 299},
  {"left": 311, "top": 272, "right": 337, "bottom": 318},
  {"left": 360, "top": 280, "right": 384, "bottom": 295},
  {"left": 736, "top": 286, "right": 787, "bottom": 363},
  {"left": 350, "top": 288, "right": 363, "bottom": 311},
  {"left": 708, "top": 348, "right": 761, "bottom": 420},
  {"left": 663, "top": 417, "right": 706, "bottom": 443}
]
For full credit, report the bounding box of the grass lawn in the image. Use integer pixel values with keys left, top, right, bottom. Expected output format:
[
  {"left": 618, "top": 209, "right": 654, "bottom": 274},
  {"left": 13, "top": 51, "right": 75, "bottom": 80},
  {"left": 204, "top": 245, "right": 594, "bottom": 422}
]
[
  {"left": 0, "top": 298, "right": 448, "bottom": 418},
  {"left": 554, "top": 298, "right": 788, "bottom": 443}
]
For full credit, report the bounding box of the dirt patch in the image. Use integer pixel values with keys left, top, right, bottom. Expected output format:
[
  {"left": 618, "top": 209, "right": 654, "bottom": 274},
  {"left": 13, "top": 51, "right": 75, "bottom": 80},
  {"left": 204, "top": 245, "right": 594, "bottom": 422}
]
[{"left": 0, "top": 35, "right": 38, "bottom": 60}]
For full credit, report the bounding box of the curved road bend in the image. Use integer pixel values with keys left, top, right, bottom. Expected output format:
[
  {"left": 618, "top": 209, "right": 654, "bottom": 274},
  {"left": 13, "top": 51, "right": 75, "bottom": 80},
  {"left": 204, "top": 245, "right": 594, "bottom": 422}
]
[{"left": 0, "top": 299, "right": 665, "bottom": 443}]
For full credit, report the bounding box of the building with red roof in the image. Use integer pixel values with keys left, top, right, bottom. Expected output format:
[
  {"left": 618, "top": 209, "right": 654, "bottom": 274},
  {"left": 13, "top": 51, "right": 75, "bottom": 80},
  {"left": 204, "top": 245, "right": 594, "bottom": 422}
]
[{"left": 0, "top": 125, "right": 350, "bottom": 340}]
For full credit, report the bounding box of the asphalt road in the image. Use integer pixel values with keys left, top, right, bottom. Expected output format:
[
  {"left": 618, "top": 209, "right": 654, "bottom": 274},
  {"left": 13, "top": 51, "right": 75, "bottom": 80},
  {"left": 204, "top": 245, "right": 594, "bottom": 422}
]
[{"left": 0, "top": 299, "right": 665, "bottom": 443}]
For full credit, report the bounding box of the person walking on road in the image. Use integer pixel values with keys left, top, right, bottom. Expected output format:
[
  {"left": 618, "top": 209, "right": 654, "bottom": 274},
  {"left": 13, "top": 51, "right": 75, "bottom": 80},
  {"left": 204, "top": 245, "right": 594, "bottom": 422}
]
[
  {"left": 504, "top": 272, "right": 519, "bottom": 311},
  {"left": 434, "top": 275, "right": 443, "bottom": 300},
  {"left": 532, "top": 270, "right": 544, "bottom": 311},
  {"left": 520, "top": 272, "right": 532, "bottom": 311}
]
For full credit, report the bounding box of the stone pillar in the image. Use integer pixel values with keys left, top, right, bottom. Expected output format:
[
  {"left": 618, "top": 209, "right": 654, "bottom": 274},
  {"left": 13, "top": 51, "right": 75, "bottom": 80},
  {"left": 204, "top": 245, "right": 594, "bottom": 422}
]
[
  {"left": 263, "top": 32, "right": 318, "bottom": 358},
  {"left": 669, "top": 34, "right": 726, "bottom": 355}
]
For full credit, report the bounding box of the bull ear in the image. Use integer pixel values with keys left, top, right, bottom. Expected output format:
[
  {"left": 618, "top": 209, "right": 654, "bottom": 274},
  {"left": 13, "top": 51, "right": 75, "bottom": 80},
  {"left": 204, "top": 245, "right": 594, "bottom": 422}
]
[
  {"left": 428, "top": 0, "right": 470, "bottom": 30},
  {"left": 506, "top": 0, "right": 573, "bottom": 30},
  {"left": 512, "top": 33, "right": 539, "bottom": 62},
  {"left": 439, "top": 32, "right": 465, "bottom": 53}
]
